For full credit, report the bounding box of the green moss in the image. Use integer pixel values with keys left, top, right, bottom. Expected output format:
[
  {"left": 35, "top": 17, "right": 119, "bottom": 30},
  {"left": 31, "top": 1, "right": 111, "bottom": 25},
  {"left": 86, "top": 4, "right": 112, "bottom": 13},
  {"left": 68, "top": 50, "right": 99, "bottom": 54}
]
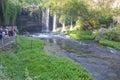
[
  {"left": 0, "top": 36, "right": 92, "bottom": 80},
  {"left": 99, "top": 39, "right": 120, "bottom": 50},
  {"left": 68, "top": 30, "right": 93, "bottom": 40}
]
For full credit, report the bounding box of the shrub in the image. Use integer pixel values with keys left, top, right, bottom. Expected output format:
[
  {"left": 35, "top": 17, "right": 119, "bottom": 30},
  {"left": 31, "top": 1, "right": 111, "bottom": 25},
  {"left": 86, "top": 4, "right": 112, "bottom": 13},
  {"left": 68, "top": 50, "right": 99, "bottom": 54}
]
[
  {"left": 98, "top": 15, "right": 113, "bottom": 28},
  {"left": 74, "top": 19, "right": 83, "bottom": 30},
  {"left": 93, "top": 28, "right": 107, "bottom": 41},
  {"left": 93, "top": 24, "right": 120, "bottom": 41}
]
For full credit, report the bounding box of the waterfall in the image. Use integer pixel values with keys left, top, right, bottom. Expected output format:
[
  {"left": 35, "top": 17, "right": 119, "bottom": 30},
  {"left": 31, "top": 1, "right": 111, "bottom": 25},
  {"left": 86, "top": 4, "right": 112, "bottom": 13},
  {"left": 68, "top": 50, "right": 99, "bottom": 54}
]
[
  {"left": 53, "top": 12, "right": 57, "bottom": 32},
  {"left": 42, "top": 8, "right": 50, "bottom": 32},
  {"left": 61, "top": 21, "right": 65, "bottom": 32},
  {"left": 42, "top": 9, "right": 45, "bottom": 32},
  {"left": 70, "top": 18, "right": 73, "bottom": 31},
  {"left": 46, "top": 8, "right": 50, "bottom": 32}
]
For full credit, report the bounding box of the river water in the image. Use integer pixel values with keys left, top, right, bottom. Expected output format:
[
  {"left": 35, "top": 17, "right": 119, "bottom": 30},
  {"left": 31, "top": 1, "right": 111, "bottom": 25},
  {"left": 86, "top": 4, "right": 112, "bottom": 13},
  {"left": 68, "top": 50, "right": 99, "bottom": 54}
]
[{"left": 31, "top": 33, "right": 120, "bottom": 80}]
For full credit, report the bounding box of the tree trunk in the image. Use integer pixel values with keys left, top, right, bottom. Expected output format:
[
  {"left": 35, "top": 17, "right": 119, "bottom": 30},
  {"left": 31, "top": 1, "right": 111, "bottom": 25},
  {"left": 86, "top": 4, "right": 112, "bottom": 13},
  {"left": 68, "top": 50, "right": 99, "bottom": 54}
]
[
  {"left": 0, "top": 0, "right": 3, "bottom": 24},
  {"left": 1, "top": 0, "right": 8, "bottom": 25}
]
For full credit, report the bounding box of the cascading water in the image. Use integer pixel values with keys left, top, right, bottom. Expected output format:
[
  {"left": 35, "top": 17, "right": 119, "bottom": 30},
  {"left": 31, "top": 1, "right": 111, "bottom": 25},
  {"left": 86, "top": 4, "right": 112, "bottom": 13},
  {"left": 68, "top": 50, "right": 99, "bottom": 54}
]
[
  {"left": 42, "top": 8, "right": 50, "bottom": 32},
  {"left": 53, "top": 12, "right": 57, "bottom": 32},
  {"left": 42, "top": 9, "right": 45, "bottom": 32},
  {"left": 61, "top": 21, "right": 65, "bottom": 32},
  {"left": 46, "top": 8, "right": 50, "bottom": 32},
  {"left": 70, "top": 18, "right": 73, "bottom": 31}
]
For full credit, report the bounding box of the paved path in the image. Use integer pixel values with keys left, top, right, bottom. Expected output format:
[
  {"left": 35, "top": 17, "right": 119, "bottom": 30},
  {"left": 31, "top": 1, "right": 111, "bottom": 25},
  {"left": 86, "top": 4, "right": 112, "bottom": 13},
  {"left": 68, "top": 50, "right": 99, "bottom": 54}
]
[{"left": 0, "top": 36, "right": 15, "bottom": 49}]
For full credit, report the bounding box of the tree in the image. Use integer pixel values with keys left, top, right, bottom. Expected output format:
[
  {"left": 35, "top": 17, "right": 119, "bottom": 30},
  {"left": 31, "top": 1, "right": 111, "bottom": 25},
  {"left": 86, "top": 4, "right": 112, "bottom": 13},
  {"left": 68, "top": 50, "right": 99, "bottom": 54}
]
[
  {"left": 0, "top": 0, "right": 2, "bottom": 24},
  {"left": 0, "top": 0, "right": 22, "bottom": 25}
]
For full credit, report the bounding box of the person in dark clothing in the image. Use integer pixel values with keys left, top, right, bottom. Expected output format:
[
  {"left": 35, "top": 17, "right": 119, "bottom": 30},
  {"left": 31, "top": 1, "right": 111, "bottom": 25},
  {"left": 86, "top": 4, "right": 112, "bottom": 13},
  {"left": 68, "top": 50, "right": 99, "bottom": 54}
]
[{"left": 0, "top": 27, "right": 2, "bottom": 39}]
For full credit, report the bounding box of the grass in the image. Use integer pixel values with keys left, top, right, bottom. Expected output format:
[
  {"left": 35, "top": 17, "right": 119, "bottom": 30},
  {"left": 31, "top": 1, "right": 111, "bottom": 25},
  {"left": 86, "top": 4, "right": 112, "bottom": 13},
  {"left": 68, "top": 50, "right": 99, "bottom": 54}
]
[
  {"left": 0, "top": 36, "right": 92, "bottom": 80},
  {"left": 67, "top": 30, "right": 93, "bottom": 40},
  {"left": 99, "top": 39, "right": 120, "bottom": 50},
  {"left": 67, "top": 30, "right": 120, "bottom": 51}
]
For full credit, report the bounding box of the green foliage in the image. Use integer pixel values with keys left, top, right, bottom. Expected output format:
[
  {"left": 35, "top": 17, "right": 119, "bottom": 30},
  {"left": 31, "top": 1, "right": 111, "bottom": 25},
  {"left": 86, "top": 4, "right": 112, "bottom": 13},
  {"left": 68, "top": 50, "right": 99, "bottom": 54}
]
[
  {"left": 62, "top": 0, "right": 101, "bottom": 30},
  {"left": 112, "top": 7, "right": 120, "bottom": 16},
  {"left": 3, "top": 0, "right": 21, "bottom": 25},
  {"left": 22, "top": 0, "right": 41, "bottom": 5},
  {"left": 0, "top": 36, "right": 92, "bottom": 80},
  {"left": 74, "top": 20, "right": 82, "bottom": 30},
  {"left": 98, "top": 14, "right": 113, "bottom": 28}
]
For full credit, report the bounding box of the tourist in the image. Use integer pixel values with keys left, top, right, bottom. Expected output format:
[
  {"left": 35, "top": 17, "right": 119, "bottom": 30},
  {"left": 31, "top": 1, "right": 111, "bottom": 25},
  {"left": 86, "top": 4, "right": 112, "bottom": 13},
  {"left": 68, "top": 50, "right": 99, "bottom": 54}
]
[
  {"left": 5, "top": 27, "right": 9, "bottom": 35},
  {"left": 0, "top": 27, "right": 2, "bottom": 39},
  {"left": 8, "top": 26, "right": 12, "bottom": 36},
  {"left": 14, "top": 26, "right": 18, "bottom": 37},
  {"left": 2, "top": 29, "right": 6, "bottom": 39},
  {"left": 11, "top": 26, "right": 14, "bottom": 36},
  {"left": 14, "top": 26, "right": 18, "bottom": 33}
]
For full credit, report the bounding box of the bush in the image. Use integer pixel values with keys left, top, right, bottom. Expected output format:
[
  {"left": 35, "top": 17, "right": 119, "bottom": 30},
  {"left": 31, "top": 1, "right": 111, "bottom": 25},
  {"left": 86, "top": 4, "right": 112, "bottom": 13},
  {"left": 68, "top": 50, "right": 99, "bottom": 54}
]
[
  {"left": 93, "top": 24, "right": 120, "bottom": 41},
  {"left": 74, "top": 20, "right": 83, "bottom": 30},
  {"left": 93, "top": 28, "right": 107, "bottom": 41},
  {"left": 98, "top": 15, "right": 113, "bottom": 28}
]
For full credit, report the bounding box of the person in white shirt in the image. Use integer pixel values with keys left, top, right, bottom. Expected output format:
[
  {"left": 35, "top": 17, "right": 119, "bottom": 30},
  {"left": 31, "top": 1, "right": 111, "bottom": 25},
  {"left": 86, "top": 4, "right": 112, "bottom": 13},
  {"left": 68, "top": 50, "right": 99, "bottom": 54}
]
[
  {"left": 2, "top": 30, "right": 6, "bottom": 39},
  {"left": 5, "top": 27, "right": 9, "bottom": 35}
]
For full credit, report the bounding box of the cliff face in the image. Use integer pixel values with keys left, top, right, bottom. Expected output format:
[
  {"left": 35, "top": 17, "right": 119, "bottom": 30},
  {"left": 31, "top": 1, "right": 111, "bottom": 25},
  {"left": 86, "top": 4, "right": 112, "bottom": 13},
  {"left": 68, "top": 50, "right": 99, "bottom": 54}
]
[
  {"left": 16, "top": 11, "right": 42, "bottom": 33},
  {"left": 16, "top": 9, "right": 53, "bottom": 33}
]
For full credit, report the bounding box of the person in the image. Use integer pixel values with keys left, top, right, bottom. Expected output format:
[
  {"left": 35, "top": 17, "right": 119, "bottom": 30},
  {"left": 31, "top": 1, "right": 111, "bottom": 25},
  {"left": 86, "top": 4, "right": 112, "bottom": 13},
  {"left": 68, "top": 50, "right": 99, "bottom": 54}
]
[
  {"left": 5, "top": 27, "right": 9, "bottom": 35},
  {"left": 2, "top": 29, "right": 6, "bottom": 39},
  {"left": 0, "top": 27, "right": 2, "bottom": 39},
  {"left": 14, "top": 26, "right": 18, "bottom": 38},
  {"left": 8, "top": 26, "right": 12, "bottom": 36},
  {"left": 11, "top": 26, "right": 14, "bottom": 36}
]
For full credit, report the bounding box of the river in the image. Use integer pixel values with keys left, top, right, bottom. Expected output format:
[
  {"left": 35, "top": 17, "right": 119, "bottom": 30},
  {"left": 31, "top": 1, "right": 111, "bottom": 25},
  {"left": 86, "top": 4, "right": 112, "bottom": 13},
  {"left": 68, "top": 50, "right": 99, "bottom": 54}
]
[{"left": 31, "top": 33, "right": 120, "bottom": 80}]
